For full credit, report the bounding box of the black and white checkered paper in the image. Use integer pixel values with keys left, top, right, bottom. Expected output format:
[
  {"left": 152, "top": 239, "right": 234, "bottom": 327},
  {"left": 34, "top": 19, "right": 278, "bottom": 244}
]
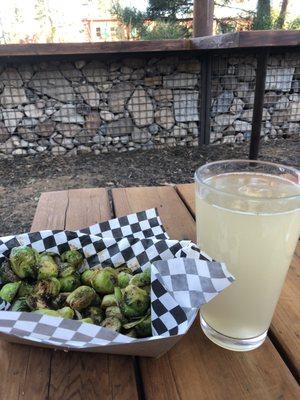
[{"left": 0, "top": 208, "right": 234, "bottom": 350}]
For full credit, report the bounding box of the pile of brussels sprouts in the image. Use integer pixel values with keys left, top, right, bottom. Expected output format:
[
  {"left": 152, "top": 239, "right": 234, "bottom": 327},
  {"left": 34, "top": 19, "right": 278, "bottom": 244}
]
[{"left": 0, "top": 246, "right": 151, "bottom": 338}]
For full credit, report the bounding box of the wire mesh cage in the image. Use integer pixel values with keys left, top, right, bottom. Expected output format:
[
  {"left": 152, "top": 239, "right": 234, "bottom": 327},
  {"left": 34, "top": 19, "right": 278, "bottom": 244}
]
[{"left": 0, "top": 55, "right": 202, "bottom": 156}]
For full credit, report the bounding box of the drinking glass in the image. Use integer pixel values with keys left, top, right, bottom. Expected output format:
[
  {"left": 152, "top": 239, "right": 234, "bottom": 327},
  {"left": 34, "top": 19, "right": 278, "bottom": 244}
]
[{"left": 195, "top": 160, "right": 300, "bottom": 351}]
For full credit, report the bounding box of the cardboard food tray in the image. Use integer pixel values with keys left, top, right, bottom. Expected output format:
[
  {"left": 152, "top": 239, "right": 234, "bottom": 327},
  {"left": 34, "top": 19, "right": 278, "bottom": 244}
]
[{"left": 0, "top": 208, "right": 234, "bottom": 357}]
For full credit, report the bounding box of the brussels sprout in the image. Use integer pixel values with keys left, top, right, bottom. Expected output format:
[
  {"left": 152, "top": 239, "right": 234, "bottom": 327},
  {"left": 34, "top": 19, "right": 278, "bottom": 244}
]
[
  {"left": 11, "top": 297, "right": 30, "bottom": 312},
  {"left": 26, "top": 295, "right": 49, "bottom": 310},
  {"left": 105, "top": 306, "right": 123, "bottom": 320},
  {"left": 81, "top": 269, "right": 100, "bottom": 286},
  {"left": 84, "top": 306, "right": 103, "bottom": 325},
  {"left": 90, "top": 293, "right": 102, "bottom": 307},
  {"left": 134, "top": 315, "right": 151, "bottom": 338},
  {"left": 0, "top": 260, "right": 19, "bottom": 284},
  {"left": 101, "top": 294, "right": 117, "bottom": 309},
  {"left": 66, "top": 286, "right": 96, "bottom": 310},
  {"left": 143, "top": 285, "right": 151, "bottom": 295},
  {"left": 61, "top": 250, "right": 83, "bottom": 269},
  {"left": 57, "top": 306, "right": 74, "bottom": 319},
  {"left": 114, "top": 265, "right": 133, "bottom": 274},
  {"left": 80, "top": 318, "right": 93, "bottom": 324},
  {"left": 91, "top": 269, "right": 117, "bottom": 295},
  {"left": 118, "top": 285, "right": 150, "bottom": 319},
  {"left": 129, "top": 268, "right": 151, "bottom": 287},
  {"left": 59, "top": 264, "right": 77, "bottom": 278},
  {"left": 125, "top": 329, "right": 137, "bottom": 338},
  {"left": 34, "top": 278, "right": 61, "bottom": 298},
  {"left": 100, "top": 317, "right": 122, "bottom": 332},
  {"left": 0, "top": 281, "right": 21, "bottom": 303},
  {"left": 18, "top": 281, "right": 34, "bottom": 297},
  {"left": 59, "top": 274, "right": 81, "bottom": 292},
  {"left": 37, "top": 253, "right": 58, "bottom": 280},
  {"left": 9, "top": 247, "right": 38, "bottom": 279},
  {"left": 117, "top": 272, "right": 132, "bottom": 289},
  {"left": 34, "top": 309, "right": 60, "bottom": 317}
]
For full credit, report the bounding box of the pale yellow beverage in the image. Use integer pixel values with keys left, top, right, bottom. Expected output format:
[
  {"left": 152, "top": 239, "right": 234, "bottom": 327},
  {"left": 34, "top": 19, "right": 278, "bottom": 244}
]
[{"left": 196, "top": 165, "right": 300, "bottom": 350}]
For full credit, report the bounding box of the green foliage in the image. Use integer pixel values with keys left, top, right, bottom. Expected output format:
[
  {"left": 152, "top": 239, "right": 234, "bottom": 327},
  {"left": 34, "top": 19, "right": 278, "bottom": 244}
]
[
  {"left": 141, "top": 21, "right": 191, "bottom": 40},
  {"left": 112, "top": 2, "right": 145, "bottom": 39},
  {"left": 287, "top": 16, "right": 300, "bottom": 29},
  {"left": 252, "top": 0, "right": 272, "bottom": 30},
  {"left": 147, "top": 0, "right": 193, "bottom": 20}
]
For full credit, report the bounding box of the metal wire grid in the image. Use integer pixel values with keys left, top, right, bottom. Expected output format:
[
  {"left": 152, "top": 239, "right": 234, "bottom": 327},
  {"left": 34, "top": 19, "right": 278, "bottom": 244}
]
[
  {"left": 210, "top": 53, "right": 257, "bottom": 144},
  {"left": 263, "top": 52, "right": 300, "bottom": 139},
  {"left": 0, "top": 56, "right": 202, "bottom": 156}
]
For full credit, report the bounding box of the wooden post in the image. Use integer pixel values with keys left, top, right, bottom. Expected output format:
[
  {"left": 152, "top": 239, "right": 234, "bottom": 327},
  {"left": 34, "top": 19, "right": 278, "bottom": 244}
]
[{"left": 193, "top": 0, "right": 214, "bottom": 37}]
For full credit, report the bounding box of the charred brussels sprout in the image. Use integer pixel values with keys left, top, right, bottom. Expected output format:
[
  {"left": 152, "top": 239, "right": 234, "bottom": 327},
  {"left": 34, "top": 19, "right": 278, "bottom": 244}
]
[
  {"left": 26, "top": 295, "right": 49, "bottom": 310},
  {"left": 117, "top": 272, "right": 132, "bottom": 289},
  {"left": 59, "top": 274, "right": 81, "bottom": 292},
  {"left": 105, "top": 306, "right": 123, "bottom": 320},
  {"left": 101, "top": 294, "right": 117, "bottom": 308},
  {"left": 59, "top": 264, "right": 77, "bottom": 278},
  {"left": 61, "top": 250, "right": 83, "bottom": 269},
  {"left": 84, "top": 306, "right": 103, "bottom": 325},
  {"left": 17, "top": 281, "right": 34, "bottom": 298},
  {"left": 100, "top": 317, "right": 122, "bottom": 332},
  {"left": 118, "top": 285, "right": 150, "bottom": 319},
  {"left": 66, "top": 286, "right": 96, "bottom": 310},
  {"left": 34, "top": 309, "right": 60, "bottom": 317},
  {"left": 37, "top": 253, "right": 58, "bottom": 280},
  {"left": 0, "top": 281, "right": 21, "bottom": 303},
  {"left": 57, "top": 306, "right": 74, "bottom": 319},
  {"left": 135, "top": 315, "right": 151, "bottom": 338},
  {"left": 11, "top": 297, "right": 30, "bottom": 312},
  {"left": 80, "top": 318, "right": 93, "bottom": 324},
  {"left": 0, "top": 260, "right": 19, "bottom": 284},
  {"left": 34, "top": 278, "right": 61, "bottom": 298},
  {"left": 129, "top": 268, "right": 150, "bottom": 287},
  {"left": 91, "top": 269, "right": 117, "bottom": 295},
  {"left": 9, "top": 247, "right": 38, "bottom": 279},
  {"left": 51, "top": 292, "right": 70, "bottom": 309},
  {"left": 81, "top": 269, "right": 100, "bottom": 286}
]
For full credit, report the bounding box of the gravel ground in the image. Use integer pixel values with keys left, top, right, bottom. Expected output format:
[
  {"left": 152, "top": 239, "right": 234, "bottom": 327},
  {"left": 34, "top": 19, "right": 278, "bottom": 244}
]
[{"left": 0, "top": 136, "right": 299, "bottom": 237}]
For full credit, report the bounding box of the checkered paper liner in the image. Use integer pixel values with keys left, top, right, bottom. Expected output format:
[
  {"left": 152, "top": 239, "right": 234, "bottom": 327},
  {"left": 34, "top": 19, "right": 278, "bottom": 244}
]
[{"left": 0, "top": 208, "right": 234, "bottom": 350}]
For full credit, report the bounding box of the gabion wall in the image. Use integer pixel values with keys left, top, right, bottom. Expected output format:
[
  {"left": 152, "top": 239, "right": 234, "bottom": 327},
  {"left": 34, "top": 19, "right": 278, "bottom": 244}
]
[{"left": 0, "top": 51, "right": 298, "bottom": 157}]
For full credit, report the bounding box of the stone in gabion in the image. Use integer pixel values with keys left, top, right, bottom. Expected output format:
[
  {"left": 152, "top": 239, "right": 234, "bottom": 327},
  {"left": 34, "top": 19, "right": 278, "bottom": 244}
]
[
  {"left": 56, "top": 123, "right": 82, "bottom": 138},
  {"left": 77, "top": 85, "right": 100, "bottom": 108},
  {"left": 52, "top": 104, "right": 85, "bottom": 124},
  {"left": 212, "top": 91, "right": 234, "bottom": 114},
  {"left": 131, "top": 128, "right": 151, "bottom": 144},
  {"left": 85, "top": 112, "right": 101, "bottom": 135},
  {"left": 127, "top": 87, "right": 154, "bottom": 127},
  {"left": 82, "top": 61, "right": 108, "bottom": 84},
  {"left": 2, "top": 108, "right": 23, "bottom": 133},
  {"left": 100, "top": 110, "right": 114, "bottom": 122},
  {"left": 163, "top": 73, "right": 198, "bottom": 89},
  {"left": 108, "top": 82, "right": 134, "bottom": 113},
  {"left": 0, "top": 86, "right": 28, "bottom": 108},
  {"left": 35, "top": 120, "right": 56, "bottom": 137},
  {"left": 174, "top": 90, "right": 199, "bottom": 122},
  {"left": 0, "top": 68, "right": 23, "bottom": 87},
  {"left": 0, "top": 121, "right": 9, "bottom": 143},
  {"left": 265, "top": 67, "right": 295, "bottom": 92},
  {"left": 107, "top": 118, "right": 133, "bottom": 137},
  {"left": 155, "top": 107, "right": 175, "bottom": 130}
]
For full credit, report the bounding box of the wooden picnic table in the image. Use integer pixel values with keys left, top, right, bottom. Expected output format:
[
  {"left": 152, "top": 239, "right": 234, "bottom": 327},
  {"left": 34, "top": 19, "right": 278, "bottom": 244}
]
[{"left": 0, "top": 184, "right": 299, "bottom": 400}]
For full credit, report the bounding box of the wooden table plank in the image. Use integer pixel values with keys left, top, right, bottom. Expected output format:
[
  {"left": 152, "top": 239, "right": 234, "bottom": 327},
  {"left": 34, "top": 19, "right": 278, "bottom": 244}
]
[
  {"left": 112, "top": 185, "right": 300, "bottom": 400},
  {"left": 43, "top": 188, "right": 139, "bottom": 400},
  {"left": 176, "top": 182, "right": 300, "bottom": 380}
]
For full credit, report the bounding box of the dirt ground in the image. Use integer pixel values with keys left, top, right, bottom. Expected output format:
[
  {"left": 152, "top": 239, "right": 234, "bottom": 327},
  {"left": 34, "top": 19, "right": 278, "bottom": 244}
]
[{"left": 0, "top": 136, "right": 299, "bottom": 237}]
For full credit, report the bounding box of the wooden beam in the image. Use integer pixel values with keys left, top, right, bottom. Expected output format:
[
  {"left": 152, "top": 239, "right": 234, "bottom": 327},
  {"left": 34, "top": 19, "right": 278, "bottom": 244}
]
[{"left": 193, "top": 0, "right": 214, "bottom": 37}]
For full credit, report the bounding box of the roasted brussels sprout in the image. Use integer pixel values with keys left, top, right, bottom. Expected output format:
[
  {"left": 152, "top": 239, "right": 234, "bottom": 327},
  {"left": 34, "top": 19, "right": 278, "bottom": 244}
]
[
  {"left": 11, "top": 297, "right": 30, "bottom": 312},
  {"left": 80, "top": 318, "right": 93, "bottom": 324},
  {"left": 51, "top": 292, "right": 70, "bottom": 309},
  {"left": 9, "top": 247, "right": 38, "bottom": 279},
  {"left": 0, "top": 281, "right": 21, "bottom": 303},
  {"left": 57, "top": 306, "right": 74, "bottom": 319},
  {"left": 37, "top": 253, "right": 58, "bottom": 280},
  {"left": 129, "top": 268, "right": 150, "bottom": 287},
  {"left": 34, "top": 308, "right": 60, "bottom": 317},
  {"left": 66, "top": 286, "right": 96, "bottom": 310},
  {"left": 101, "top": 294, "right": 117, "bottom": 308},
  {"left": 84, "top": 306, "right": 103, "bottom": 325},
  {"left": 26, "top": 295, "right": 50, "bottom": 310},
  {"left": 81, "top": 269, "right": 100, "bottom": 286},
  {"left": 34, "top": 278, "right": 61, "bottom": 298},
  {"left": 105, "top": 306, "right": 123, "bottom": 320},
  {"left": 135, "top": 315, "right": 151, "bottom": 338},
  {"left": 61, "top": 250, "right": 83, "bottom": 269},
  {"left": 0, "top": 260, "right": 19, "bottom": 284},
  {"left": 117, "top": 285, "right": 150, "bottom": 319},
  {"left": 100, "top": 317, "right": 122, "bottom": 332},
  {"left": 18, "top": 281, "right": 34, "bottom": 297},
  {"left": 59, "top": 264, "right": 77, "bottom": 278},
  {"left": 91, "top": 269, "right": 117, "bottom": 294},
  {"left": 117, "top": 272, "right": 132, "bottom": 288},
  {"left": 59, "top": 274, "right": 81, "bottom": 292}
]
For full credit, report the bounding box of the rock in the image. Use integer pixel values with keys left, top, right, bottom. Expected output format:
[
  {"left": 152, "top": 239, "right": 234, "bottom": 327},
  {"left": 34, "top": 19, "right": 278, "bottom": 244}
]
[
  {"left": 235, "top": 132, "right": 244, "bottom": 142},
  {"left": 222, "top": 135, "right": 235, "bottom": 144},
  {"left": 233, "top": 120, "right": 252, "bottom": 132},
  {"left": 289, "top": 94, "right": 300, "bottom": 102},
  {"left": 17, "top": 127, "right": 39, "bottom": 142},
  {"left": 127, "top": 87, "right": 154, "bottom": 127},
  {"left": 285, "top": 122, "right": 299, "bottom": 134},
  {"left": 18, "top": 65, "right": 34, "bottom": 82},
  {"left": 173, "top": 125, "right": 188, "bottom": 137},
  {"left": 230, "top": 98, "right": 244, "bottom": 114},
  {"left": 156, "top": 57, "right": 177, "bottom": 74},
  {"left": 35, "top": 120, "right": 56, "bottom": 137},
  {"left": 148, "top": 123, "right": 159, "bottom": 134},
  {"left": 12, "top": 149, "right": 27, "bottom": 155},
  {"left": 155, "top": 108, "right": 175, "bottom": 130},
  {"left": 131, "top": 128, "right": 151, "bottom": 143},
  {"left": 163, "top": 73, "right": 198, "bottom": 89},
  {"left": 76, "top": 102, "right": 91, "bottom": 116},
  {"left": 29, "top": 70, "right": 76, "bottom": 102},
  {"left": 22, "top": 118, "right": 38, "bottom": 128},
  {"left": 153, "top": 88, "right": 173, "bottom": 102},
  {"left": 144, "top": 76, "right": 162, "bottom": 86},
  {"left": 56, "top": 123, "right": 82, "bottom": 138},
  {"left": 177, "top": 59, "right": 201, "bottom": 73},
  {"left": 0, "top": 86, "right": 28, "bottom": 107},
  {"left": 59, "top": 63, "right": 82, "bottom": 81},
  {"left": 77, "top": 84, "right": 100, "bottom": 108},
  {"left": 82, "top": 61, "right": 108, "bottom": 84},
  {"left": 166, "top": 137, "right": 176, "bottom": 145},
  {"left": 0, "top": 121, "right": 9, "bottom": 142},
  {"left": 123, "top": 57, "right": 145, "bottom": 69},
  {"left": 221, "top": 76, "right": 238, "bottom": 90},
  {"left": 212, "top": 91, "right": 234, "bottom": 114},
  {"left": 0, "top": 68, "right": 23, "bottom": 87},
  {"left": 265, "top": 67, "right": 295, "bottom": 91},
  {"left": 85, "top": 112, "right": 101, "bottom": 135},
  {"left": 2, "top": 108, "right": 23, "bottom": 133},
  {"left": 24, "top": 104, "right": 43, "bottom": 118},
  {"left": 236, "top": 64, "right": 255, "bottom": 82},
  {"left": 107, "top": 118, "right": 133, "bottom": 137},
  {"left": 52, "top": 104, "right": 85, "bottom": 124},
  {"left": 77, "top": 145, "right": 92, "bottom": 154},
  {"left": 240, "top": 108, "right": 270, "bottom": 122},
  {"left": 120, "top": 135, "right": 129, "bottom": 144},
  {"left": 52, "top": 146, "right": 67, "bottom": 155},
  {"left": 274, "top": 96, "right": 289, "bottom": 110},
  {"left": 264, "top": 91, "right": 278, "bottom": 106},
  {"left": 288, "top": 101, "right": 300, "bottom": 122},
  {"left": 174, "top": 90, "right": 199, "bottom": 122},
  {"left": 108, "top": 82, "right": 134, "bottom": 113},
  {"left": 97, "top": 82, "right": 113, "bottom": 92},
  {"left": 36, "top": 100, "right": 46, "bottom": 109},
  {"left": 214, "top": 113, "right": 238, "bottom": 127},
  {"left": 75, "top": 60, "right": 86, "bottom": 70},
  {"left": 100, "top": 110, "right": 114, "bottom": 122},
  {"left": 131, "top": 69, "right": 144, "bottom": 80},
  {"left": 60, "top": 138, "right": 74, "bottom": 149}
]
